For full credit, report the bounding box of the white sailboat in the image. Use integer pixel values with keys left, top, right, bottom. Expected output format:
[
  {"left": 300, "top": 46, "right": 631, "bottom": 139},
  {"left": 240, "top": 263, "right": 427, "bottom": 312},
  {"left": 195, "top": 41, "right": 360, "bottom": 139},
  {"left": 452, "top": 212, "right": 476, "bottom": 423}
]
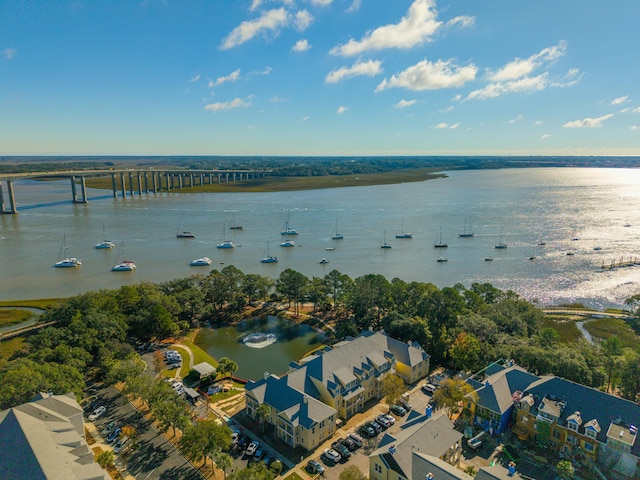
[
  {"left": 95, "top": 223, "right": 115, "bottom": 249},
  {"left": 434, "top": 227, "right": 448, "bottom": 248},
  {"left": 380, "top": 230, "right": 392, "bottom": 249},
  {"left": 190, "top": 257, "right": 211, "bottom": 266},
  {"left": 279, "top": 235, "right": 295, "bottom": 247},
  {"left": 112, "top": 241, "right": 136, "bottom": 271},
  {"left": 261, "top": 242, "right": 278, "bottom": 263},
  {"left": 176, "top": 212, "right": 195, "bottom": 238},
  {"left": 331, "top": 220, "right": 343, "bottom": 240},
  {"left": 216, "top": 222, "right": 234, "bottom": 249},
  {"left": 281, "top": 210, "right": 298, "bottom": 236},
  {"left": 395, "top": 217, "right": 412, "bottom": 239},
  {"left": 229, "top": 213, "right": 243, "bottom": 230},
  {"left": 54, "top": 234, "right": 82, "bottom": 268},
  {"left": 458, "top": 218, "right": 474, "bottom": 238}
]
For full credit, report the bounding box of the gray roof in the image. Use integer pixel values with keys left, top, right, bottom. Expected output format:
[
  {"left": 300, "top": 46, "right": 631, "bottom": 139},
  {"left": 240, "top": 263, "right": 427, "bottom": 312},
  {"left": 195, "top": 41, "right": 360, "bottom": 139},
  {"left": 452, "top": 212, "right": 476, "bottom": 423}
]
[
  {"left": 246, "top": 374, "right": 336, "bottom": 429},
  {"left": 192, "top": 362, "right": 216, "bottom": 377},
  {"left": 371, "top": 414, "right": 463, "bottom": 477},
  {"left": 411, "top": 452, "right": 474, "bottom": 480},
  {"left": 0, "top": 393, "right": 109, "bottom": 480},
  {"left": 475, "top": 464, "right": 527, "bottom": 479},
  {"left": 470, "top": 365, "right": 541, "bottom": 414}
]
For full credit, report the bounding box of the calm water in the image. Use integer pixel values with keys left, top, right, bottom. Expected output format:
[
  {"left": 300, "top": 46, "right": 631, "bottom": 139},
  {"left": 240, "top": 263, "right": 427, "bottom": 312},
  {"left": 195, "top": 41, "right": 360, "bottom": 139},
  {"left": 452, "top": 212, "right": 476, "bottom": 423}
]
[
  {"left": 2, "top": 168, "right": 640, "bottom": 309},
  {"left": 194, "top": 316, "right": 325, "bottom": 379}
]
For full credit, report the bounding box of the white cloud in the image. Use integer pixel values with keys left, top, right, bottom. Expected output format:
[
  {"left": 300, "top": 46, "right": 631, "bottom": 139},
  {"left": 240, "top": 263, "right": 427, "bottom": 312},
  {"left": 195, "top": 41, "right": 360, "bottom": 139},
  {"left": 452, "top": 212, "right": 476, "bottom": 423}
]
[
  {"left": 249, "top": 66, "right": 272, "bottom": 76},
  {"left": 631, "top": 125, "right": 639, "bottom": 131},
  {"left": 394, "top": 99, "right": 417, "bottom": 109},
  {"left": 467, "top": 73, "right": 548, "bottom": 100},
  {"left": 562, "top": 113, "right": 614, "bottom": 128},
  {"left": 449, "top": 122, "right": 460, "bottom": 129},
  {"left": 294, "top": 10, "right": 313, "bottom": 31},
  {"left": 249, "top": 0, "right": 263, "bottom": 11},
  {"left": 189, "top": 74, "right": 200, "bottom": 83},
  {"left": 337, "top": 105, "right": 348, "bottom": 114},
  {"left": 2, "top": 48, "right": 16, "bottom": 60},
  {"left": 221, "top": 8, "right": 289, "bottom": 49},
  {"left": 310, "top": 0, "right": 332, "bottom": 6},
  {"left": 451, "top": 94, "right": 462, "bottom": 102},
  {"left": 488, "top": 41, "right": 566, "bottom": 82},
  {"left": 330, "top": 0, "right": 443, "bottom": 56},
  {"left": 346, "top": 0, "right": 361, "bottom": 13},
  {"left": 292, "top": 39, "right": 311, "bottom": 52},
  {"left": 326, "top": 59, "right": 383, "bottom": 84},
  {"left": 507, "top": 114, "right": 523, "bottom": 124},
  {"left": 541, "top": 133, "right": 552, "bottom": 139},
  {"left": 376, "top": 58, "right": 477, "bottom": 92},
  {"left": 435, "top": 122, "right": 448, "bottom": 129},
  {"left": 269, "top": 95, "right": 288, "bottom": 103},
  {"left": 447, "top": 15, "right": 475, "bottom": 28},
  {"left": 534, "top": 120, "right": 544, "bottom": 125},
  {"left": 205, "top": 96, "right": 252, "bottom": 112},
  {"left": 208, "top": 69, "right": 241, "bottom": 88},
  {"left": 611, "top": 96, "right": 629, "bottom": 105},
  {"left": 439, "top": 106, "right": 453, "bottom": 113},
  {"left": 302, "top": 116, "right": 310, "bottom": 121}
]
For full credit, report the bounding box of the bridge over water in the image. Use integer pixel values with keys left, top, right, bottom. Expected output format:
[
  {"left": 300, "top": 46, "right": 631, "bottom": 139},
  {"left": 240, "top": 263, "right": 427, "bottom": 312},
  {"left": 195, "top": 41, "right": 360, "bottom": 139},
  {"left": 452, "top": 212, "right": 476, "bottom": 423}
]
[{"left": 0, "top": 168, "right": 270, "bottom": 213}]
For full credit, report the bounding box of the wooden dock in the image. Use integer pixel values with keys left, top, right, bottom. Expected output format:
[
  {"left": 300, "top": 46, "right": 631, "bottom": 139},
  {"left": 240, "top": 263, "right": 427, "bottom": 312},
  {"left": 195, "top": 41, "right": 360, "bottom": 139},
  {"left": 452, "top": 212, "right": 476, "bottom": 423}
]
[{"left": 600, "top": 257, "right": 640, "bottom": 270}]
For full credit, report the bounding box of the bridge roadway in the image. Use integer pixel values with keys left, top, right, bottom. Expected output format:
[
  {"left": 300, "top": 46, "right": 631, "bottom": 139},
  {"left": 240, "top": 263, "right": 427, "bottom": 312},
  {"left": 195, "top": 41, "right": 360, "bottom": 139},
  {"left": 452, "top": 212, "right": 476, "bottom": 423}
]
[
  {"left": 542, "top": 307, "right": 634, "bottom": 320},
  {"left": 0, "top": 168, "right": 270, "bottom": 214}
]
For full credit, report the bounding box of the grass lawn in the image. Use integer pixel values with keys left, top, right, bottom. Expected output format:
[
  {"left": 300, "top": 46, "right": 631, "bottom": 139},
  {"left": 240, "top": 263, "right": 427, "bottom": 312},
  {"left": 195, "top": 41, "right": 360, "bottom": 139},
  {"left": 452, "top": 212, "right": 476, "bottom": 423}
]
[
  {"left": 584, "top": 318, "right": 640, "bottom": 349},
  {"left": 541, "top": 315, "right": 583, "bottom": 343},
  {"left": 0, "top": 336, "right": 27, "bottom": 361},
  {"left": 282, "top": 473, "right": 305, "bottom": 480},
  {"left": 179, "top": 336, "right": 219, "bottom": 367},
  {"left": 0, "top": 308, "right": 34, "bottom": 327},
  {"left": 0, "top": 298, "right": 62, "bottom": 309}
]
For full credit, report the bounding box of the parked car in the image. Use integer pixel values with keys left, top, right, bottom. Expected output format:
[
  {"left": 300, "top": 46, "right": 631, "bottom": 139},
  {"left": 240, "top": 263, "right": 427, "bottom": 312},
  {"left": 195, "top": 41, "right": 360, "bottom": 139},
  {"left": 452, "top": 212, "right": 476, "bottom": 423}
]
[
  {"left": 366, "top": 420, "right": 383, "bottom": 434},
  {"left": 236, "top": 435, "right": 249, "bottom": 450},
  {"left": 245, "top": 441, "right": 259, "bottom": 456},
  {"left": 359, "top": 425, "right": 376, "bottom": 438},
  {"left": 113, "top": 436, "right": 129, "bottom": 454},
  {"left": 100, "top": 420, "right": 119, "bottom": 436},
  {"left": 106, "top": 427, "right": 122, "bottom": 444},
  {"left": 398, "top": 398, "right": 412, "bottom": 411},
  {"left": 390, "top": 404, "right": 407, "bottom": 416},
  {"left": 376, "top": 414, "right": 391, "bottom": 428},
  {"left": 253, "top": 449, "right": 264, "bottom": 462},
  {"left": 323, "top": 448, "right": 342, "bottom": 464},
  {"left": 340, "top": 437, "right": 358, "bottom": 451},
  {"left": 331, "top": 440, "right": 351, "bottom": 459},
  {"left": 383, "top": 413, "right": 396, "bottom": 425},
  {"left": 306, "top": 459, "right": 325, "bottom": 475},
  {"left": 422, "top": 383, "right": 437, "bottom": 394},
  {"left": 347, "top": 432, "right": 364, "bottom": 447},
  {"left": 88, "top": 405, "right": 106, "bottom": 421},
  {"left": 262, "top": 455, "right": 272, "bottom": 466}
]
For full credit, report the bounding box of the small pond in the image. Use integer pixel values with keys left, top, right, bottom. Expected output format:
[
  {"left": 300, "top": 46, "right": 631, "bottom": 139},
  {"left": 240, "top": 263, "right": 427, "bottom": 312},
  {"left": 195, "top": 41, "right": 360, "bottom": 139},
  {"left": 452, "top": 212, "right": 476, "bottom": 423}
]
[{"left": 194, "top": 316, "right": 326, "bottom": 381}]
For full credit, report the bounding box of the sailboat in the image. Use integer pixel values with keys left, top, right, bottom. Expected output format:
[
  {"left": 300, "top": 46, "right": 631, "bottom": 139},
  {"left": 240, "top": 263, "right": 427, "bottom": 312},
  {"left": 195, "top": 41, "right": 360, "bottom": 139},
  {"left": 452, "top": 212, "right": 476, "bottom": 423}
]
[
  {"left": 190, "top": 257, "right": 211, "bottom": 266},
  {"left": 281, "top": 210, "right": 298, "bottom": 236},
  {"left": 176, "top": 212, "right": 195, "bottom": 238},
  {"left": 260, "top": 242, "right": 278, "bottom": 263},
  {"left": 495, "top": 228, "right": 507, "bottom": 249},
  {"left": 279, "top": 235, "right": 295, "bottom": 247},
  {"left": 95, "top": 223, "right": 115, "bottom": 249},
  {"left": 54, "top": 234, "right": 82, "bottom": 268},
  {"left": 112, "top": 241, "right": 136, "bottom": 271},
  {"left": 433, "top": 227, "right": 448, "bottom": 248},
  {"left": 458, "top": 218, "right": 474, "bottom": 238},
  {"left": 331, "top": 220, "right": 343, "bottom": 240},
  {"left": 395, "top": 217, "right": 412, "bottom": 239},
  {"left": 380, "top": 230, "right": 392, "bottom": 249},
  {"left": 229, "top": 213, "right": 243, "bottom": 230},
  {"left": 216, "top": 222, "right": 234, "bottom": 249}
]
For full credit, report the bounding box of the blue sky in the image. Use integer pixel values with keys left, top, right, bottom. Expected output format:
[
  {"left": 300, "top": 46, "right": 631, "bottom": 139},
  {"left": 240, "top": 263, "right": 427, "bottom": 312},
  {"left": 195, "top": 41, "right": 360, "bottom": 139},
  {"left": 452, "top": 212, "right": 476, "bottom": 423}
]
[{"left": 1, "top": 0, "right": 639, "bottom": 156}]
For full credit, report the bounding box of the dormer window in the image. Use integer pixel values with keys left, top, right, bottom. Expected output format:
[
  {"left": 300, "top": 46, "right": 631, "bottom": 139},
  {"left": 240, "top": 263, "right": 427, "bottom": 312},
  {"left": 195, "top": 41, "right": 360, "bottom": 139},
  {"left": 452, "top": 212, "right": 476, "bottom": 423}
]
[
  {"left": 567, "top": 421, "right": 579, "bottom": 432},
  {"left": 585, "top": 428, "right": 597, "bottom": 439}
]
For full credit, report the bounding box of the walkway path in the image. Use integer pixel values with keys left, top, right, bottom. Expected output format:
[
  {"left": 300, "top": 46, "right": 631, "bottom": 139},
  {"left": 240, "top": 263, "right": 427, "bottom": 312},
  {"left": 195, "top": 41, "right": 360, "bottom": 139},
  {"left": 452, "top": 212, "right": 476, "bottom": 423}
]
[{"left": 172, "top": 343, "right": 195, "bottom": 379}]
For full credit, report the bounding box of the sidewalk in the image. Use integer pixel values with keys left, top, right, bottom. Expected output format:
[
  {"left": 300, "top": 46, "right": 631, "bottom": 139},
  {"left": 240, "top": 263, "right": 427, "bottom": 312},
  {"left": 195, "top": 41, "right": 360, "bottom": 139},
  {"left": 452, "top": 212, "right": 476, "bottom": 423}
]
[{"left": 86, "top": 422, "right": 136, "bottom": 480}]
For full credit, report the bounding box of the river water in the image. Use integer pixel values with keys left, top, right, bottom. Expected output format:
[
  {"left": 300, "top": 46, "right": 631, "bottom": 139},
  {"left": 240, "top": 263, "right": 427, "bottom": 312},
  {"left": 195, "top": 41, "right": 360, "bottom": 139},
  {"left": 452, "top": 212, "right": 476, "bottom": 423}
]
[{"left": 1, "top": 167, "right": 640, "bottom": 309}]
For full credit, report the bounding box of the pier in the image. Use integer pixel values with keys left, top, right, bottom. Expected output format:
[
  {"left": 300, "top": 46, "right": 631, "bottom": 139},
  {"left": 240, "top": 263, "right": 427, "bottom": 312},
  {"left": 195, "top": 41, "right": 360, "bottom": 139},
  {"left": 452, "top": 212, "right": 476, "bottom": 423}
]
[
  {"left": 600, "top": 257, "right": 640, "bottom": 270},
  {"left": 0, "top": 168, "right": 270, "bottom": 213}
]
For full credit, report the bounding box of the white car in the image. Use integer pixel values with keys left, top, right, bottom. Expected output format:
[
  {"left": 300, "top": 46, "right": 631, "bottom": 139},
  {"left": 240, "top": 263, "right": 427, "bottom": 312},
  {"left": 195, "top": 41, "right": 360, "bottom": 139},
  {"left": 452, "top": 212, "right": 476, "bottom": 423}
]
[
  {"left": 246, "top": 441, "right": 259, "bottom": 456},
  {"left": 113, "top": 436, "right": 129, "bottom": 454},
  {"left": 323, "top": 448, "right": 342, "bottom": 463},
  {"left": 88, "top": 405, "right": 106, "bottom": 421}
]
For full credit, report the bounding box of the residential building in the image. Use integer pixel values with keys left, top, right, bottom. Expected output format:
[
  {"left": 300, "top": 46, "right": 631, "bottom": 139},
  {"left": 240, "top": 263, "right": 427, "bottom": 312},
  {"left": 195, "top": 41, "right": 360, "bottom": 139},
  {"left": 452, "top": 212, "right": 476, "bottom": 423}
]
[
  {"left": 369, "top": 413, "right": 464, "bottom": 480},
  {"left": 244, "top": 330, "right": 430, "bottom": 450},
  {"left": 0, "top": 392, "right": 109, "bottom": 480},
  {"left": 464, "top": 361, "right": 640, "bottom": 479}
]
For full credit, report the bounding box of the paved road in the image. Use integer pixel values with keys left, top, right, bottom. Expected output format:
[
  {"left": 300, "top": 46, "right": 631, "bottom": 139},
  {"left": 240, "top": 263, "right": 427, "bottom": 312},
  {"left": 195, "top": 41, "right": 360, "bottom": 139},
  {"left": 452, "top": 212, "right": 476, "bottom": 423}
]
[{"left": 91, "top": 385, "right": 203, "bottom": 480}]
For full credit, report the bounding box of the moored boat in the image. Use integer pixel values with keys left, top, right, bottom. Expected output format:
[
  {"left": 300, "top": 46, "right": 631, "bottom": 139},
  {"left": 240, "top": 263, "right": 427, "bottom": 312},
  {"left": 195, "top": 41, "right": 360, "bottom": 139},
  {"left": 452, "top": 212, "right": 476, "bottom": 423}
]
[{"left": 190, "top": 257, "right": 211, "bottom": 266}]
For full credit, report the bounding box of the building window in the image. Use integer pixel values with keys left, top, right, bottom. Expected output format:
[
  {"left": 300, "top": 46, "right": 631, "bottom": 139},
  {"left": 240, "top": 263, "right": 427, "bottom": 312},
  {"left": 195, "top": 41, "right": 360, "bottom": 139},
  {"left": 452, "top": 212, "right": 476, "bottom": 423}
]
[
  {"left": 374, "top": 464, "right": 382, "bottom": 473},
  {"left": 567, "top": 435, "right": 577, "bottom": 445},
  {"left": 552, "top": 429, "right": 560, "bottom": 439},
  {"left": 584, "top": 442, "right": 594, "bottom": 452},
  {"left": 567, "top": 422, "right": 578, "bottom": 432},
  {"left": 585, "top": 429, "right": 597, "bottom": 439}
]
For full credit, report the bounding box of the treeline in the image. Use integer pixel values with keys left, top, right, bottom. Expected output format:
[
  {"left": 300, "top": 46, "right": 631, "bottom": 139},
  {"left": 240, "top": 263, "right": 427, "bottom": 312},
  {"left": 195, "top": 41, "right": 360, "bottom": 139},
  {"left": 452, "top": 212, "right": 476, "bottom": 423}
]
[{"left": 1, "top": 267, "right": 639, "bottom": 409}]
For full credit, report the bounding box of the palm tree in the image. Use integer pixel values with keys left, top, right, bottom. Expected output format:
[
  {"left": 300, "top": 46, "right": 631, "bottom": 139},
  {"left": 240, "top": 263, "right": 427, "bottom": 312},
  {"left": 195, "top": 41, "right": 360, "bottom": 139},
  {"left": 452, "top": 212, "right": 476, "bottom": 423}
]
[
  {"left": 214, "top": 451, "right": 233, "bottom": 479},
  {"left": 256, "top": 403, "right": 272, "bottom": 433},
  {"left": 217, "top": 357, "right": 238, "bottom": 381}
]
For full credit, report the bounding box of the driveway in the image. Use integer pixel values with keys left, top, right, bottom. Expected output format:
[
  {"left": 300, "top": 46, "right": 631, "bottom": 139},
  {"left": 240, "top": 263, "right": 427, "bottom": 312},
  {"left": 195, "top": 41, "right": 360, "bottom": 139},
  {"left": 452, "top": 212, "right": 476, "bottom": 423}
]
[{"left": 89, "top": 385, "right": 203, "bottom": 480}]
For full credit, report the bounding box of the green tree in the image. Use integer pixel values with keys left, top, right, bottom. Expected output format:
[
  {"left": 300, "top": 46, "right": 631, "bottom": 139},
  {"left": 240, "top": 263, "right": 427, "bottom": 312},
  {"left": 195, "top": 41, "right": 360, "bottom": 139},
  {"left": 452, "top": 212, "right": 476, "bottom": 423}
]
[
  {"left": 602, "top": 337, "right": 623, "bottom": 392},
  {"left": 269, "top": 459, "right": 283, "bottom": 475},
  {"left": 464, "top": 465, "right": 478, "bottom": 476},
  {"left": 97, "top": 450, "right": 115, "bottom": 470},
  {"left": 256, "top": 403, "right": 272, "bottom": 433},
  {"left": 213, "top": 451, "right": 233, "bottom": 480},
  {"left": 556, "top": 459, "right": 574, "bottom": 479},
  {"left": 151, "top": 398, "right": 190, "bottom": 437},
  {"left": 105, "top": 354, "right": 144, "bottom": 385},
  {"left": 448, "top": 331, "right": 481, "bottom": 372},
  {"left": 620, "top": 353, "right": 640, "bottom": 401},
  {"left": 433, "top": 378, "right": 478, "bottom": 419},
  {"left": 179, "top": 420, "right": 232, "bottom": 469},
  {"left": 217, "top": 357, "right": 238, "bottom": 381},
  {"left": 228, "top": 462, "right": 272, "bottom": 480},
  {"left": 324, "top": 269, "right": 353, "bottom": 308},
  {"left": 339, "top": 465, "right": 367, "bottom": 480},
  {"left": 381, "top": 374, "right": 405, "bottom": 411},
  {"left": 276, "top": 269, "right": 309, "bottom": 316}
]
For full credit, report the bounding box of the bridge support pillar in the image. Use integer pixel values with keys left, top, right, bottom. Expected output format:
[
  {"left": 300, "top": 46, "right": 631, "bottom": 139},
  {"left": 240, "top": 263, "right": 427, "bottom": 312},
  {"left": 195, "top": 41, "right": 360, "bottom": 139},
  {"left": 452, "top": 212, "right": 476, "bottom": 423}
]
[
  {"left": 111, "top": 174, "right": 117, "bottom": 197},
  {"left": 77, "top": 176, "right": 88, "bottom": 203},
  {"left": 178, "top": 174, "right": 183, "bottom": 189},
  {"left": 128, "top": 172, "right": 134, "bottom": 196},
  {"left": 120, "top": 172, "right": 127, "bottom": 197},
  {"left": 0, "top": 180, "right": 18, "bottom": 214},
  {"left": 152, "top": 173, "right": 158, "bottom": 193},
  {"left": 143, "top": 173, "right": 149, "bottom": 193},
  {"left": 137, "top": 173, "right": 142, "bottom": 195}
]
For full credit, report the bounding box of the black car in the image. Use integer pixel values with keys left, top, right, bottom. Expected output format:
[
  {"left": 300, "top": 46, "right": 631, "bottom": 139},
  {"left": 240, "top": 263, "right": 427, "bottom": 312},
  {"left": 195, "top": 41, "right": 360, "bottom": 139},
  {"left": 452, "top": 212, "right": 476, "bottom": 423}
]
[
  {"left": 359, "top": 425, "right": 376, "bottom": 438},
  {"left": 390, "top": 404, "right": 407, "bottom": 416},
  {"left": 331, "top": 440, "right": 351, "bottom": 459},
  {"left": 236, "top": 435, "right": 249, "bottom": 450},
  {"left": 340, "top": 437, "right": 358, "bottom": 451},
  {"left": 366, "top": 421, "right": 383, "bottom": 434}
]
